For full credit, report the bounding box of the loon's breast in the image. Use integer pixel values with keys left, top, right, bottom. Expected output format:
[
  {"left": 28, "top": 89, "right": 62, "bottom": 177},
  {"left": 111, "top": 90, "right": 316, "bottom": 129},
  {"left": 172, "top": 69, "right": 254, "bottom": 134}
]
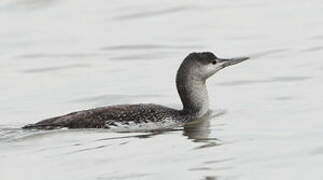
[{"left": 23, "top": 104, "right": 184, "bottom": 129}]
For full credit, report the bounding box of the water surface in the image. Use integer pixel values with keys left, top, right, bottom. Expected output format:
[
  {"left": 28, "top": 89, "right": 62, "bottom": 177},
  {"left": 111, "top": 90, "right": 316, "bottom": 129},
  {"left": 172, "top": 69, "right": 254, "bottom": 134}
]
[{"left": 1, "top": 0, "right": 323, "bottom": 179}]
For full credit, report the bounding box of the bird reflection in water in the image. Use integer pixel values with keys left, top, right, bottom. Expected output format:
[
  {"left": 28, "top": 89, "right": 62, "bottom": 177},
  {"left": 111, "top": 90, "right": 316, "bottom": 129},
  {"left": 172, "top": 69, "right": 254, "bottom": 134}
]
[
  {"left": 183, "top": 110, "right": 226, "bottom": 149},
  {"left": 95, "top": 109, "right": 226, "bottom": 146}
]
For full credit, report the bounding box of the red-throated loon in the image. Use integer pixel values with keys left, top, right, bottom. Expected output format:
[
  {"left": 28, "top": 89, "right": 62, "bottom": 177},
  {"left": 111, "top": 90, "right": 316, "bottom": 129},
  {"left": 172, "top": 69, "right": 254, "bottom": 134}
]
[{"left": 23, "top": 52, "right": 249, "bottom": 129}]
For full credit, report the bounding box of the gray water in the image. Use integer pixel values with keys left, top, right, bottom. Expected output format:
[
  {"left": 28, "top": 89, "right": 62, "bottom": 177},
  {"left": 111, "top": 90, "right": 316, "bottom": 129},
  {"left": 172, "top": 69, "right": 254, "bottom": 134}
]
[{"left": 1, "top": 0, "right": 323, "bottom": 179}]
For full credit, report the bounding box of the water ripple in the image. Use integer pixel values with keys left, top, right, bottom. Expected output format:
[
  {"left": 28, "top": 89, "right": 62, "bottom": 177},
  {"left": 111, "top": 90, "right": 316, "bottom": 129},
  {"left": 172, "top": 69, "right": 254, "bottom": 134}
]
[
  {"left": 67, "top": 144, "right": 111, "bottom": 154},
  {"left": 203, "top": 158, "right": 235, "bottom": 165},
  {"left": 111, "top": 5, "right": 196, "bottom": 21},
  {"left": 0, "top": 0, "right": 56, "bottom": 11},
  {"left": 108, "top": 51, "right": 179, "bottom": 61},
  {"left": 218, "top": 76, "right": 312, "bottom": 86},
  {"left": 248, "top": 48, "right": 289, "bottom": 59},
  {"left": 97, "top": 173, "right": 153, "bottom": 180},
  {"left": 101, "top": 44, "right": 202, "bottom": 51},
  {"left": 71, "top": 94, "right": 162, "bottom": 106},
  {"left": 311, "top": 147, "right": 323, "bottom": 156},
  {"left": 17, "top": 53, "right": 104, "bottom": 59},
  {"left": 23, "top": 64, "right": 90, "bottom": 73},
  {"left": 301, "top": 46, "right": 323, "bottom": 52},
  {"left": 273, "top": 96, "right": 295, "bottom": 101}
]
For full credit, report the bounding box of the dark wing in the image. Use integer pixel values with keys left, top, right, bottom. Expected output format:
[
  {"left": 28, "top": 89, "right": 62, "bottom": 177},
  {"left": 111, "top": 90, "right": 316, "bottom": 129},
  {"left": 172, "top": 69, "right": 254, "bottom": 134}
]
[{"left": 22, "top": 104, "right": 179, "bottom": 129}]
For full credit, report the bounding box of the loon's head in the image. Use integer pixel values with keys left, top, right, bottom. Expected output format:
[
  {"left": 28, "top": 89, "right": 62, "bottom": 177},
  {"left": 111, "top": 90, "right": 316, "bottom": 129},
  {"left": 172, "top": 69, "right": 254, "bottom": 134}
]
[
  {"left": 179, "top": 52, "right": 249, "bottom": 81},
  {"left": 176, "top": 52, "right": 249, "bottom": 116}
]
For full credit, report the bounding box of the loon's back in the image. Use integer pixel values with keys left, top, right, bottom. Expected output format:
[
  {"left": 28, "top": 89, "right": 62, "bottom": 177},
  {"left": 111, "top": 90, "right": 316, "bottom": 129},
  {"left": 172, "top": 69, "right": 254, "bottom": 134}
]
[{"left": 23, "top": 104, "right": 182, "bottom": 129}]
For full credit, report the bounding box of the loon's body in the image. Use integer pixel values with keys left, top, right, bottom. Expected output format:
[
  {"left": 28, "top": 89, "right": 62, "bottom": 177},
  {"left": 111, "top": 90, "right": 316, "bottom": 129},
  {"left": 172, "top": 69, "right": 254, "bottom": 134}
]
[
  {"left": 25, "top": 104, "right": 185, "bottom": 129},
  {"left": 23, "top": 52, "right": 248, "bottom": 129}
]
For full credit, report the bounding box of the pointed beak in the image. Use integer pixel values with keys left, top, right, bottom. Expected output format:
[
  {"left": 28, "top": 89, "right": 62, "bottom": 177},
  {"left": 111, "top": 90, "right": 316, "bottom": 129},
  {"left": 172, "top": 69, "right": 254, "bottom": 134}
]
[{"left": 217, "top": 56, "right": 249, "bottom": 68}]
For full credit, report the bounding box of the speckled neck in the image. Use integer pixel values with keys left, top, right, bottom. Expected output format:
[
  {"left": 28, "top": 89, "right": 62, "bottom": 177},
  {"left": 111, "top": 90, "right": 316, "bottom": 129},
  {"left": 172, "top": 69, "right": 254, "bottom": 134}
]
[{"left": 176, "top": 61, "right": 209, "bottom": 117}]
